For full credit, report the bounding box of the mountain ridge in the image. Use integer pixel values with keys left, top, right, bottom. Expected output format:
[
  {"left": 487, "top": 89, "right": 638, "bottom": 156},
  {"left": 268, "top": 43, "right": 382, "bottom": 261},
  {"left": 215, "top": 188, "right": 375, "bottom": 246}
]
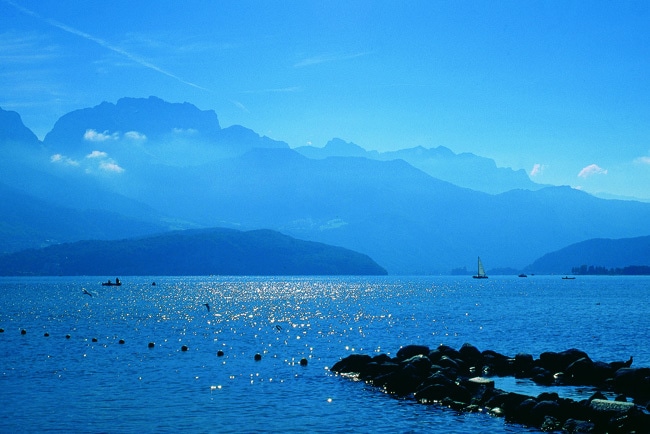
[
  {"left": 525, "top": 235, "right": 650, "bottom": 274},
  {"left": 0, "top": 227, "right": 388, "bottom": 276},
  {"left": 3, "top": 96, "right": 650, "bottom": 274},
  {"left": 295, "top": 138, "right": 544, "bottom": 194}
]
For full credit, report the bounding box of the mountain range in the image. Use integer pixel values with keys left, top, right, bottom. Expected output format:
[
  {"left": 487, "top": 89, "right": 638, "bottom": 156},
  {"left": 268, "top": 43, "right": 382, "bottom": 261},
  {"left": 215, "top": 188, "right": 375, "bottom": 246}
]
[{"left": 2, "top": 96, "right": 650, "bottom": 274}]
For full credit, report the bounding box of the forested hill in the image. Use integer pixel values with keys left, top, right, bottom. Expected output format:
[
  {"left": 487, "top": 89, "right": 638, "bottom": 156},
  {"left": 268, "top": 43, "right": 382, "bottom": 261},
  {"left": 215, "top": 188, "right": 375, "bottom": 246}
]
[
  {"left": 525, "top": 235, "right": 650, "bottom": 274},
  {"left": 0, "top": 228, "right": 387, "bottom": 276}
]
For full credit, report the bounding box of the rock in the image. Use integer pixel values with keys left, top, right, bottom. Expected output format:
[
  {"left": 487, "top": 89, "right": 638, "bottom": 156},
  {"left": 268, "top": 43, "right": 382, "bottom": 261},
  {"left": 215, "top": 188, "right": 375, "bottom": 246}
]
[
  {"left": 332, "top": 344, "right": 650, "bottom": 433},
  {"left": 481, "top": 349, "right": 512, "bottom": 376},
  {"left": 459, "top": 343, "right": 482, "bottom": 366},
  {"left": 401, "top": 354, "right": 432, "bottom": 375},
  {"left": 565, "top": 356, "right": 595, "bottom": 384},
  {"left": 613, "top": 367, "right": 650, "bottom": 400},
  {"left": 380, "top": 363, "right": 426, "bottom": 396},
  {"left": 530, "top": 366, "right": 554, "bottom": 385},
  {"left": 396, "top": 345, "right": 429, "bottom": 361},
  {"left": 331, "top": 354, "right": 372, "bottom": 375},
  {"left": 514, "top": 353, "right": 534, "bottom": 375},
  {"left": 437, "top": 355, "right": 461, "bottom": 371},
  {"left": 539, "top": 349, "right": 589, "bottom": 374},
  {"left": 590, "top": 398, "right": 635, "bottom": 414},
  {"left": 511, "top": 398, "right": 538, "bottom": 423},
  {"left": 466, "top": 376, "right": 494, "bottom": 390},
  {"left": 365, "top": 361, "right": 399, "bottom": 382},
  {"left": 415, "top": 380, "right": 471, "bottom": 404},
  {"left": 562, "top": 418, "right": 596, "bottom": 433},
  {"left": 530, "top": 400, "right": 561, "bottom": 426}
]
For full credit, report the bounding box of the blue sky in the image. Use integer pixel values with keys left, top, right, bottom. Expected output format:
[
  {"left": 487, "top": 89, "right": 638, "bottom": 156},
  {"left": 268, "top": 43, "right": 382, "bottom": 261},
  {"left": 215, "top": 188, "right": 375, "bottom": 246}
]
[{"left": 2, "top": 0, "right": 649, "bottom": 200}]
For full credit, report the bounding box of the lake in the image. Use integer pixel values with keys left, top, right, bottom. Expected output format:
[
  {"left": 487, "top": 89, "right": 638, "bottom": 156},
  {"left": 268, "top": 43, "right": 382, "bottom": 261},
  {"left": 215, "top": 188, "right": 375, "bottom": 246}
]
[{"left": 1, "top": 275, "right": 648, "bottom": 433}]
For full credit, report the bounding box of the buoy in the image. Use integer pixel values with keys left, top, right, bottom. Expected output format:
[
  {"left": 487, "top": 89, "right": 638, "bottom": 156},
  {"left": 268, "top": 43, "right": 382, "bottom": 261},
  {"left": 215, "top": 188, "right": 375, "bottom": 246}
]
[
  {"left": 119, "top": 339, "right": 125, "bottom": 344},
  {"left": 44, "top": 332, "right": 49, "bottom": 337},
  {"left": 65, "top": 334, "right": 71, "bottom": 339},
  {"left": 254, "top": 353, "right": 262, "bottom": 361},
  {"left": 21, "top": 329, "right": 26, "bottom": 335},
  {"left": 148, "top": 342, "right": 155, "bottom": 348},
  {"left": 0, "top": 328, "right": 4, "bottom": 333},
  {"left": 181, "top": 345, "right": 189, "bottom": 351},
  {"left": 92, "top": 337, "right": 98, "bottom": 342},
  {"left": 300, "top": 358, "right": 308, "bottom": 366},
  {"left": 217, "top": 350, "right": 224, "bottom": 357}
]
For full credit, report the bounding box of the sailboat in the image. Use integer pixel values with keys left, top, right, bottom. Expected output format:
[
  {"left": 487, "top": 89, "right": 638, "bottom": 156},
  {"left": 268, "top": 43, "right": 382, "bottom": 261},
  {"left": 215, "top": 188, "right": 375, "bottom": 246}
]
[{"left": 472, "top": 257, "right": 488, "bottom": 279}]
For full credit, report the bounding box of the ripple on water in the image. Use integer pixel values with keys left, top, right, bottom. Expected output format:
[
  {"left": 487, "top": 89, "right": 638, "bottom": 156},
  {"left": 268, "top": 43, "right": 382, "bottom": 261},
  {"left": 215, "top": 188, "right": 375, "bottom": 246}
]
[{"left": 1, "top": 275, "right": 649, "bottom": 433}]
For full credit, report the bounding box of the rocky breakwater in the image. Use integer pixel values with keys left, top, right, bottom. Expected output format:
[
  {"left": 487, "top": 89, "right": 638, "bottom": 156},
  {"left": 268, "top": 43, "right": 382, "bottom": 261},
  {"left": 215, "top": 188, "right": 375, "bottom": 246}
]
[{"left": 331, "top": 344, "right": 650, "bottom": 433}]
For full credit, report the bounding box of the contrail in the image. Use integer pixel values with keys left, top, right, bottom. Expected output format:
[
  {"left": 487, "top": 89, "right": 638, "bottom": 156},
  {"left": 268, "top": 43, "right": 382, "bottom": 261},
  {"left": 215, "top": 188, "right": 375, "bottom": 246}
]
[{"left": 4, "top": 0, "right": 208, "bottom": 91}]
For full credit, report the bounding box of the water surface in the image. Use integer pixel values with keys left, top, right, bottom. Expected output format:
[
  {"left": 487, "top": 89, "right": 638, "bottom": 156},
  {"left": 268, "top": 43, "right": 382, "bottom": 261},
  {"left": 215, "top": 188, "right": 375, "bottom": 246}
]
[{"left": 1, "top": 275, "right": 647, "bottom": 433}]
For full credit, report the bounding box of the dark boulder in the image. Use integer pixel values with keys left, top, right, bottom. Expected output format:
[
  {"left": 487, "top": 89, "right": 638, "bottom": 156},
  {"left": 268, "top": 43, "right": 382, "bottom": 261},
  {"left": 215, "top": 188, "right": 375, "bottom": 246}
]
[
  {"left": 562, "top": 418, "right": 595, "bottom": 433},
  {"left": 363, "top": 361, "right": 399, "bottom": 381},
  {"left": 565, "top": 356, "right": 595, "bottom": 385},
  {"left": 530, "top": 400, "right": 561, "bottom": 426},
  {"left": 438, "top": 355, "right": 462, "bottom": 372},
  {"left": 459, "top": 343, "right": 483, "bottom": 367},
  {"left": 513, "top": 353, "right": 534, "bottom": 377},
  {"left": 400, "top": 354, "right": 432, "bottom": 376},
  {"left": 530, "top": 366, "right": 554, "bottom": 385},
  {"left": 539, "top": 349, "right": 589, "bottom": 374},
  {"left": 415, "top": 381, "right": 471, "bottom": 404},
  {"left": 331, "top": 354, "right": 372, "bottom": 375},
  {"left": 396, "top": 345, "right": 429, "bottom": 361},
  {"left": 482, "top": 349, "right": 513, "bottom": 376},
  {"left": 378, "top": 363, "right": 427, "bottom": 396},
  {"left": 612, "top": 367, "right": 650, "bottom": 401}
]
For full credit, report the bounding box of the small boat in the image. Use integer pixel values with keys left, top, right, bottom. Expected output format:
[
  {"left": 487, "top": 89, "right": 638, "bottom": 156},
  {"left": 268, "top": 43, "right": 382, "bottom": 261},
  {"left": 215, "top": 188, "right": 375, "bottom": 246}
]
[
  {"left": 102, "top": 278, "right": 122, "bottom": 286},
  {"left": 518, "top": 273, "right": 528, "bottom": 278},
  {"left": 562, "top": 276, "right": 575, "bottom": 280},
  {"left": 472, "top": 257, "right": 488, "bottom": 279}
]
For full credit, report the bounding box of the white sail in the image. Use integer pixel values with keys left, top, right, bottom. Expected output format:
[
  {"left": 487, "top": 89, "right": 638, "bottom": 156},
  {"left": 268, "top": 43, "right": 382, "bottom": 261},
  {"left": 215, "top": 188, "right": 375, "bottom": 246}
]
[
  {"left": 473, "top": 256, "right": 488, "bottom": 278},
  {"left": 477, "top": 257, "right": 485, "bottom": 276}
]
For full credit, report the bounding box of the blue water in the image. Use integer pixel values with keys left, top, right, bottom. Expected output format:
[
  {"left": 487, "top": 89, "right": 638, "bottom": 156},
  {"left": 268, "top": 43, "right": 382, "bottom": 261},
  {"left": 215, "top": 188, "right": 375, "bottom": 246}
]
[{"left": 1, "top": 275, "right": 648, "bottom": 433}]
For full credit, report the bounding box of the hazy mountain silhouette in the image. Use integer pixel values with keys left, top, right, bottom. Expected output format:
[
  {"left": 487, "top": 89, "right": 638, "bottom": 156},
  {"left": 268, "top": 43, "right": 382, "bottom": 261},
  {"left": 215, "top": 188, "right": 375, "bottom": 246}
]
[
  {"left": 525, "top": 235, "right": 650, "bottom": 274},
  {"left": 295, "top": 138, "right": 543, "bottom": 194},
  {"left": 3, "top": 97, "right": 650, "bottom": 274},
  {"left": 0, "top": 107, "right": 40, "bottom": 145},
  {"left": 43, "top": 96, "right": 287, "bottom": 166},
  {"left": 0, "top": 182, "right": 168, "bottom": 254},
  {"left": 0, "top": 228, "right": 387, "bottom": 276}
]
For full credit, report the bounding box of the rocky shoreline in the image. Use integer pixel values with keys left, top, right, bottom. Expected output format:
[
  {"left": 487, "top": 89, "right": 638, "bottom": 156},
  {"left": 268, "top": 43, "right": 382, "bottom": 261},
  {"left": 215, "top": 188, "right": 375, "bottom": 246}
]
[{"left": 331, "top": 344, "right": 650, "bottom": 433}]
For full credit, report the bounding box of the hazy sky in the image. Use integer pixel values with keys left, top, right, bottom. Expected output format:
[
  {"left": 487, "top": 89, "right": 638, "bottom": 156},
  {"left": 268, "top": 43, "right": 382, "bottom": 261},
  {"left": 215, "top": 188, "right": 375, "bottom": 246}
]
[{"left": 2, "top": 0, "right": 649, "bottom": 200}]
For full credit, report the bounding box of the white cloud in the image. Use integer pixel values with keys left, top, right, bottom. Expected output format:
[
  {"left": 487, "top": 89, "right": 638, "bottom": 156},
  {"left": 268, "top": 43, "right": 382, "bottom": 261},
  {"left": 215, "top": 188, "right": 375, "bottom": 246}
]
[
  {"left": 578, "top": 164, "right": 608, "bottom": 178},
  {"left": 86, "top": 150, "right": 108, "bottom": 159},
  {"left": 124, "top": 130, "right": 146, "bottom": 141},
  {"left": 84, "top": 129, "right": 118, "bottom": 142},
  {"left": 529, "top": 163, "right": 546, "bottom": 177},
  {"left": 99, "top": 161, "right": 124, "bottom": 173},
  {"left": 50, "top": 153, "right": 79, "bottom": 166},
  {"left": 172, "top": 127, "right": 198, "bottom": 135},
  {"left": 634, "top": 156, "right": 650, "bottom": 165}
]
